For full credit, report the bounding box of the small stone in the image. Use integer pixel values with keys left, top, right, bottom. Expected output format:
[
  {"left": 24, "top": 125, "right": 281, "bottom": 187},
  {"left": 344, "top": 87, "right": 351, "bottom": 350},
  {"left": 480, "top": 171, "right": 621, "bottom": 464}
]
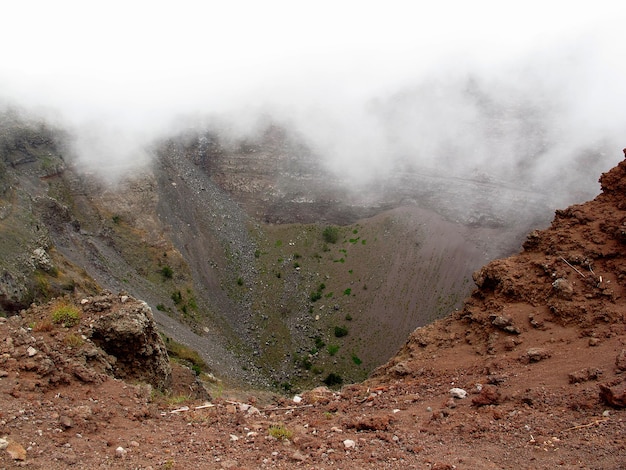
[
  {"left": 115, "top": 446, "right": 127, "bottom": 458},
  {"left": 27, "top": 346, "right": 37, "bottom": 357},
  {"left": 230, "top": 434, "right": 239, "bottom": 442},
  {"left": 552, "top": 278, "right": 574, "bottom": 300},
  {"left": 59, "top": 415, "right": 73, "bottom": 428},
  {"left": 449, "top": 388, "right": 467, "bottom": 399},
  {"left": 293, "top": 395, "right": 302, "bottom": 404},
  {"left": 291, "top": 450, "right": 308, "bottom": 461},
  {"left": 343, "top": 439, "right": 356, "bottom": 449},
  {"left": 589, "top": 338, "right": 601, "bottom": 347},
  {"left": 6, "top": 441, "right": 27, "bottom": 460},
  {"left": 522, "top": 347, "right": 551, "bottom": 363},
  {"left": 0, "top": 437, "right": 8, "bottom": 450},
  {"left": 472, "top": 385, "right": 501, "bottom": 407},
  {"left": 568, "top": 368, "right": 602, "bottom": 384},
  {"left": 130, "top": 440, "right": 139, "bottom": 447},
  {"left": 599, "top": 381, "right": 626, "bottom": 408}
]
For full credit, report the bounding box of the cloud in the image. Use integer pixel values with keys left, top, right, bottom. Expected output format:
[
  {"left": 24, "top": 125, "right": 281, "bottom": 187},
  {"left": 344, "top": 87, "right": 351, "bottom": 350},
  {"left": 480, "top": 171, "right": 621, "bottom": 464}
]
[{"left": 1, "top": 0, "right": 625, "bottom": 202}]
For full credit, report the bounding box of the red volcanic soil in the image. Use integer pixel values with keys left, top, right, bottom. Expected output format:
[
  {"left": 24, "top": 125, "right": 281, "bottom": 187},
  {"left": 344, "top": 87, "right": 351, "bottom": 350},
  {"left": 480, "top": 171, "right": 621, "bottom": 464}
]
[{"left": 2, "top": 154, "right": 626, "bottom": 469}]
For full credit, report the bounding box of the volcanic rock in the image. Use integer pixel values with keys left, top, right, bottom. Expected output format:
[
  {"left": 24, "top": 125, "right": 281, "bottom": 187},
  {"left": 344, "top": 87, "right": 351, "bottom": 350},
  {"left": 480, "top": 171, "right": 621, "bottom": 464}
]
[{"left": 88, "top": 292, "right": 171, "bottom": 390}]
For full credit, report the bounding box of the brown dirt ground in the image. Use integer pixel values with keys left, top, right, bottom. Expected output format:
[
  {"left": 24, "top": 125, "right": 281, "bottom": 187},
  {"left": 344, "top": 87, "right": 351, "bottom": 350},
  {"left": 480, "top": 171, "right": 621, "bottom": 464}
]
[{"left": 2, "top": 155, "right": 626, "bottom": 469}]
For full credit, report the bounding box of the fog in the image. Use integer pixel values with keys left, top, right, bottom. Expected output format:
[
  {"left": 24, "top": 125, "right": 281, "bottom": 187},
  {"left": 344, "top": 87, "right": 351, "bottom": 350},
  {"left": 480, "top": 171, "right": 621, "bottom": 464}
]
[{"left": 1, "top": 1, "right": 625, "bottom": 201}]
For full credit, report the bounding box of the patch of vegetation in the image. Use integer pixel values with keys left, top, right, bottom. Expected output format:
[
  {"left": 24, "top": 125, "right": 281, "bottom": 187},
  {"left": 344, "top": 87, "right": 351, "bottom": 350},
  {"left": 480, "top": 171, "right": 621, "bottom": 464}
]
[
  {"left": 334, "top": 325, "right": 348, "bottom": 337},
  {"left": 327, "top": 344, "right": 339, "bottom": 356},
  {"left": 63, "top": 333, "right": 84, "bottom": 348},
  {"left": 314, "top": 336, "right": 326, "bottom": 350},
  {"left": 112, "top": 214, "right": 121, "bottom": 224},
  {"left": 309, "top": 282, "right": 326, "bottom": 302},
  {"left": 323, "top": 372, "right": 343, "bottom": 387},
  {"left": 237, "top": 277, "right": 244, "bottom": 286},
  {"left": 322, "top": 226, "right": 339, "bottom": 244},
  {"left": 51, "top": 304, "right": 81, "bottom": 327},
  {"left": 351, "top": 353, "right": 362, "bottom": 365},
  {"left": 268, "top": 424, "right": 293, "bottom": 441},
  {"left": 254, "top": 249, "right": 261, "bottom": 258},
  {"left": 33, "top": 319, "right": 53, "bottom": 332},
  {"left": 345, "top": 313, "right": 352, "bottom": 321},
  {"left": 156, "top": 303, "right": 167, "bottom": 311},
  {"left": 160, "top": 265, "right": 174, "bottom": 280},
  {"left": 171, "top": 291, "right": 183, "bottom": 304},
  {"left": 295, "top": 355, "right": 312, "bottom": 370},
  {"left": 161, "top": 334, "right": 207, "bottom": 373},
  {"left": 343, "top": 288, "right": 352, "bottom": 296}
]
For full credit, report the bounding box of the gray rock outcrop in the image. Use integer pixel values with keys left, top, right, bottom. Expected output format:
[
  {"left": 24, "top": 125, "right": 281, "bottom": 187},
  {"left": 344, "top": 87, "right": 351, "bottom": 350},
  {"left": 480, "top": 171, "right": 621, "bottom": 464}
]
[{"left": 87, "top": 292, "right": 171, "bottom": 390}]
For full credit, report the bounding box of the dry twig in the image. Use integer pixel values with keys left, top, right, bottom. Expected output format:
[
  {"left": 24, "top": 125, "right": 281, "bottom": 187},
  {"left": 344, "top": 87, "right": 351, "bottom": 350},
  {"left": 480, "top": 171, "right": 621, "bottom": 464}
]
[
  {"left": 560, "top": 256, "right": 586, "bottom": 278},
  {"left": 564, "top": 418, "right": 609, "bottom": 432}
]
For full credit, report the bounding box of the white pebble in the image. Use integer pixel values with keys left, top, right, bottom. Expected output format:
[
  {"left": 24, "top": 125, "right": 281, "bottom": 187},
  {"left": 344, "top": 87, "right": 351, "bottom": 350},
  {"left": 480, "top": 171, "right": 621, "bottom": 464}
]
[{"left": 449, "top": 387, "right": 467, "bottom": 399}]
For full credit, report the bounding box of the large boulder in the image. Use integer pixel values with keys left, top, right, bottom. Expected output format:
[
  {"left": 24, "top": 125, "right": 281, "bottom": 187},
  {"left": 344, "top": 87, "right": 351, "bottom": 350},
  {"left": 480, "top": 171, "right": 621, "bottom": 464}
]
[{"left": 87, "top": 292, "right": 171, "bottom": 390}]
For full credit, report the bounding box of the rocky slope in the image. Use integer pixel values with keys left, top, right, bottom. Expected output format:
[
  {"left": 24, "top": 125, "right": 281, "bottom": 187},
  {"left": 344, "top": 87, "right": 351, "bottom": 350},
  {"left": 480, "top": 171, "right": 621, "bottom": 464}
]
[
  {"left": 0, "top": 111, "right": 557, "bottom": 391},
  {"left": 1, "top": 151, "right": 625, "bottom": 469}
]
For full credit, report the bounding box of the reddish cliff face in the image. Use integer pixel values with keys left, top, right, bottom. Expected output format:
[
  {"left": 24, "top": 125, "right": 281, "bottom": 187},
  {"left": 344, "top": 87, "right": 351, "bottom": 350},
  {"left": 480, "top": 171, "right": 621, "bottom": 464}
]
[{"left": 376, "top": 151, "right": 626, "bottom": 376}]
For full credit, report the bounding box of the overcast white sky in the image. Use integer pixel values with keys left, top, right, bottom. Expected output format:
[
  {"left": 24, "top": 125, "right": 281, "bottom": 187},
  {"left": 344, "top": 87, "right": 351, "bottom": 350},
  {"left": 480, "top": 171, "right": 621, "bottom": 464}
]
[{"left": 1, "top": 1, "right": 626, "bottom": 189}]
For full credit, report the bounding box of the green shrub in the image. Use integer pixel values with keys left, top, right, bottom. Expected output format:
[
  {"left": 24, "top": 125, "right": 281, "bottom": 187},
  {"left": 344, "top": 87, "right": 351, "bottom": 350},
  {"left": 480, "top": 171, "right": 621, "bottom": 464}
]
[
  {"left": 322, "top": 226, "right": 339, "bottom": 244},
  {"left": 310, "top": 291, "right": 322, "bottom": 302},
  {"left": 51, "top": 305, "right": 81, "bottom": 327},
  {"left": 160, "top": 265, "right": 173, "bottom": 279},
  {"left": 171, "top": 291, "right": 182, "bottom": 304},
  {"left": 237, "top": 277, "right": 244, "bottom": 286},
  {"left": 351, "top": 354, "right": 362, "bottom": 365},
  {"left": 268, "top": 424, "right": 293, "bottom": 441},
  {"left": 327, "top": 344, "right": 339, "bottom": 356},
  {"left": 334, "top": 325, "right": 348, "bottom": 337},
  {"left": 343, "top": 288, "right": 351, "bottom": 296},
  {"left": 323, "top": 372, "right": 343, "bottom": 387}
]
